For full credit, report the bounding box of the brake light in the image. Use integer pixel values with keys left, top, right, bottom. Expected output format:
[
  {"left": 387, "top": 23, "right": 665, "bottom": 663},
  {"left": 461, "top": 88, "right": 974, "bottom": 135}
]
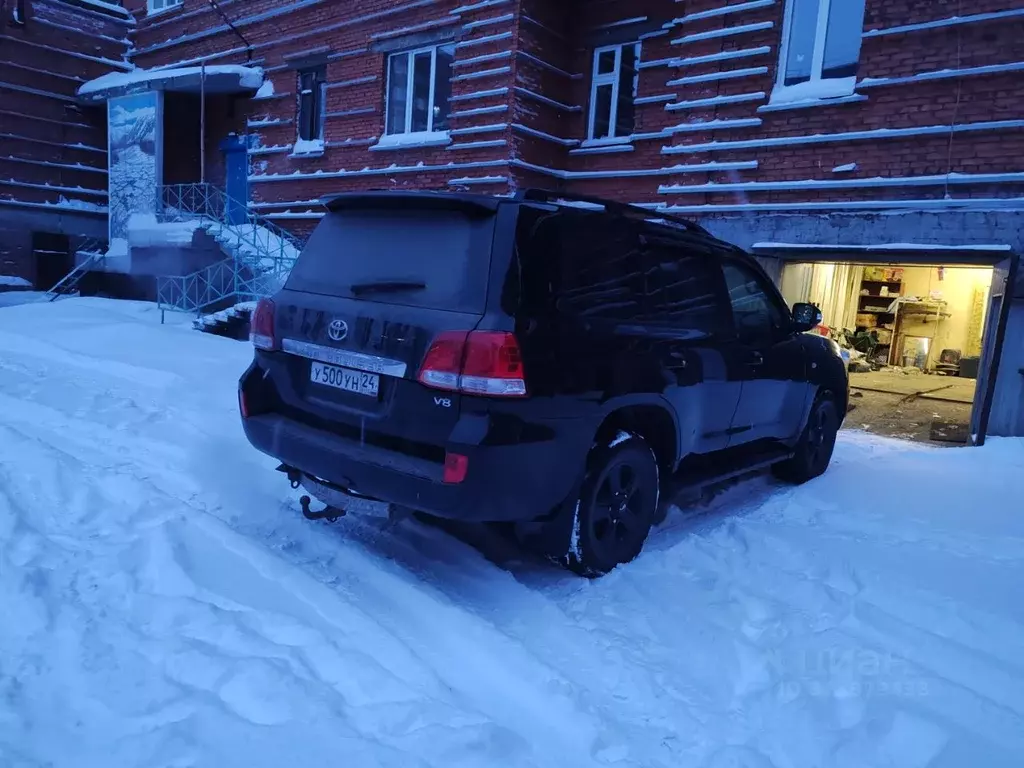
[
  {"left": 250, "top": 298, "right": 277, "bottom": 350},
  {"left": 417, "top": 331, "right": 526, "bottom": 397},
  {"left": 443, "top": 452, "right": 469, "bottom": 484},
  {"left": 238, "top": 388, "right": 249, "bottom": 419},
  {"left": 417, "top": 331, "right": 468, "bottom": 391}
]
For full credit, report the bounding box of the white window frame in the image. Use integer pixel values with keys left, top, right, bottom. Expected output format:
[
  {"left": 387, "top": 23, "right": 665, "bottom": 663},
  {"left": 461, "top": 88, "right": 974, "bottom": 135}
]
[
  {"left": 772, "top": 0, "right": 863, "bottom": 104},
  {"left": 380, "top": 44, "right": 452, "bottom": 147},
  {"left": 585, "top": 42, "right": 641, "bottom": 144},
  {"left": 148, "top": 0, "right": 183, "bottom": 14}
]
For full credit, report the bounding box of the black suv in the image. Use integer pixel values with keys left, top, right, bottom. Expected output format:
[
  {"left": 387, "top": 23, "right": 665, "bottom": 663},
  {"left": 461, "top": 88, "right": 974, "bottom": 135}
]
[{"left": 239, "top": 190, "right": 847, "bottom": 576}]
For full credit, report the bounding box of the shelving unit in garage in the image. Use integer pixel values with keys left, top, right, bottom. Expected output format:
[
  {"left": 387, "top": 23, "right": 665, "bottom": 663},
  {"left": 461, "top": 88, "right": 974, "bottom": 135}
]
[{"left": 855, "top": 267, "right": 904, "bottom": 364}]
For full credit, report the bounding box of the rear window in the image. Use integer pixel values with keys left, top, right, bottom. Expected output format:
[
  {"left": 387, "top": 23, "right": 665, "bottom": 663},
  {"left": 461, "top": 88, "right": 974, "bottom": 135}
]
[{"left": 285, "top": 208, "right": 494, "bottom": 312}]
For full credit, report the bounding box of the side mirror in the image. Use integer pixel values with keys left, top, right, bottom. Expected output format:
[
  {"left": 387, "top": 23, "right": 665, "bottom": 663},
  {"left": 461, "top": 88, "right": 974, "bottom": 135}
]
[{"left": 791, "top": 302, "right": 823, "bottom": 333}]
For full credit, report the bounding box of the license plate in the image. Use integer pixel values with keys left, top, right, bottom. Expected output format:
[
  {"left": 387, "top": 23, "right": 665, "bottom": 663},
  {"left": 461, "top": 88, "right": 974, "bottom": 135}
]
[
  {"left": 310, "top": 362, "right": 379, "bottom": 397},
  {"left": 301, "top": 477, "right": 391, "bottom": 518}
]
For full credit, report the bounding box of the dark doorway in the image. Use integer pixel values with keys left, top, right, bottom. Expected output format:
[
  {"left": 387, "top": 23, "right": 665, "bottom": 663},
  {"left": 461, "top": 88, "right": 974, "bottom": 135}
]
[
  {"left": 32, "top": 232, "right": 72, "bottom": 290},
  {"left": 163, "top": 92, "right": 202, "bottom": 185}
]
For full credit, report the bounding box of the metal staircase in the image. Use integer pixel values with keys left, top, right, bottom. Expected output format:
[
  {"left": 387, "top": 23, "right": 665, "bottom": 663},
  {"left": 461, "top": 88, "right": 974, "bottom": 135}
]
[
  {"left": 46, "top": 240, "right": 107, "bottom": 301},
  {"left": 155, "top": 183, "right": 307, "bottom": 320}
]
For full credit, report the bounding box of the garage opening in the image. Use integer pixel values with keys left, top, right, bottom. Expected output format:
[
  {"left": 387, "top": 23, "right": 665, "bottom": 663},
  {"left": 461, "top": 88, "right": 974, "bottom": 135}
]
[{"left": 779, "top": 260, "right": 994, "bottom": 445}]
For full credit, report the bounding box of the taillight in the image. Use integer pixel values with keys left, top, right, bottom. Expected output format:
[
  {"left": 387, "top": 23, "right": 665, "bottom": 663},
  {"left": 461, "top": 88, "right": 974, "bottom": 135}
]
[
  {"left": 250, "top": 298, "right": 277, "bottom": 350},
  {"left": 417, "top": 331, "right": 468, "bottom": 391},
  {"left": 417, "top": 331, "right": 526, "bottom": 397},
  {"left": 238, "top": 388, "right": 249, "bottom": 419}
]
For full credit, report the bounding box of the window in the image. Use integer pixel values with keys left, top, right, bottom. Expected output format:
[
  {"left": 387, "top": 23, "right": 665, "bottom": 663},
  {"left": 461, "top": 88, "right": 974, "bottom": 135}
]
[
  {"left": 722, "top": 261, "right": 787, "bottom": 340},
  {"left": 587, "top": 42, "right": 640, "bottom": 142},
  {"left": 641, "top": 241, "right": 727, "bottom": 335},
  {"left": 286, "top": 208, "right": 493, "bottom": 313},
  {"left": 384, "top": 45, "right": 455, "bottom": 139},
  {"left": 296, "top": 66, "right": 326, "bottom": 148},
  {"left": 148, "top": 0, "right": 182, "bottom": 13},
  {"left": 551, "top": 213, "right": 647, "bottom": 321},
  {"left": 773, "top": 0, "right": 867, "bottom": 103}
]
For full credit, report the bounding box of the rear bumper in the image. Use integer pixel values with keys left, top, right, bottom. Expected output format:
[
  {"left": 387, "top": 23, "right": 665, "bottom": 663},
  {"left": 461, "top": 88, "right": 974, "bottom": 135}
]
[{"left": 241, "top": 409, "right": 590, "bottom": 523}]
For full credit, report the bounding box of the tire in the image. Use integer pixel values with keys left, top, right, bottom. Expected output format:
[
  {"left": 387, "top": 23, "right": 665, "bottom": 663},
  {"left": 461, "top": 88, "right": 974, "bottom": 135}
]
[
  {"left": 772, "top": 394, "right": 839, "bottom": 484},
  {"left": 564, "top": 434, "right": 660, "bottom": 577}
]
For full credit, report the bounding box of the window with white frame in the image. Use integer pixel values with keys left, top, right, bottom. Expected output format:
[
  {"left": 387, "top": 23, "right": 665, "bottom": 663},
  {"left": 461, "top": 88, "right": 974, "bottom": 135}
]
[
  {"left": 774, "top": 0, "right": 867, "bottom": 102},
  {"left": 587, "top": 42, "right": 640, "bottom": 143},
  {"left": 384, "top": 44, "right": 455, "bottom": 139},
  {"left": 148, "top": 0, "right": 182, "bottom": 13}
]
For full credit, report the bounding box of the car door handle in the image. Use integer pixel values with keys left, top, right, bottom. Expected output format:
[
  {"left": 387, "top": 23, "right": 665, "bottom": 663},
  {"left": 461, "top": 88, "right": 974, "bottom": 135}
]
[{"left": 749, "top": 352, "right": 764, "bottom": 367}]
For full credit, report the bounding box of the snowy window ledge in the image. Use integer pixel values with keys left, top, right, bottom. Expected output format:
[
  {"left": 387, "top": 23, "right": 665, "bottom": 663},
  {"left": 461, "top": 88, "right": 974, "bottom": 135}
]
[
  {"left": 759, "top": 93, "right": 867, "bottom": 112},
  {"left": 290, "top": 138, "right": 325, "bottom": 158},
  {"left": 579, "top": 136, "right": 632, "bottom": 149},
  {"left": 767, "top": 78, "right": 858, "bottom": 107},
  {"left": 571, "top": 142, "right": 635, "bottom": 155},
  {"left": 370, "top": 131, "right": 452, "bottom": 151}
]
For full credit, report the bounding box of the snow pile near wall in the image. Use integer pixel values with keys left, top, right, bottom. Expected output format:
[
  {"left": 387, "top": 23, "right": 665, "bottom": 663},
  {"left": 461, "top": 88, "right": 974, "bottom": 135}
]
[
  {"left": 0, "top": 275, "right": 32, "bottom": 288},
  {"left": 126, "top": 213, "right": 203, "bottom": 247},
  {"left": 79, "top": 65, "right": 264, "bottom": 97}
]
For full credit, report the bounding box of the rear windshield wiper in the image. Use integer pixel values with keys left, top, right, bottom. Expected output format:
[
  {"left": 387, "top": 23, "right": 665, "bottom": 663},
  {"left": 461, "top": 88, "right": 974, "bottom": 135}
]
[{"left": 349, "top": 280, "right": 427, "bottom": 296}]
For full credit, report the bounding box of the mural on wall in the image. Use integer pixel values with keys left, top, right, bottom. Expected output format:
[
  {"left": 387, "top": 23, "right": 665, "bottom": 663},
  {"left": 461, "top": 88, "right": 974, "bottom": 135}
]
[{"left": 107, "top": 92, "right": 163, "bottom": 259}]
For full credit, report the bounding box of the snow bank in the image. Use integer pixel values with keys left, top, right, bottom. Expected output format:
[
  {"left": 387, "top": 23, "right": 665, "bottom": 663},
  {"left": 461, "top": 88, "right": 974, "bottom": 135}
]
[
  {"left": 0, "top": 290, "right": 46, "bottom": 306},
  {"left": 0, "top": 300, "right": 1022, "bottom": 767},
  {"left": 79, "top": 65, "right": 264, "bottom": 97},
  {"left": 0, "top": 275, "right": 31, "bottom": 288},
  {"left": 127, "top": 212, "right": 203, "bottom": 247}
]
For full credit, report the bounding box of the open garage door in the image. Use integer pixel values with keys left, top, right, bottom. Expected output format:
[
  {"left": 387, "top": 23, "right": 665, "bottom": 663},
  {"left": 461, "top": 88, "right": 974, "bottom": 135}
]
[{"left": 753, "top": 243, "right": 1019, "bottom": 446}]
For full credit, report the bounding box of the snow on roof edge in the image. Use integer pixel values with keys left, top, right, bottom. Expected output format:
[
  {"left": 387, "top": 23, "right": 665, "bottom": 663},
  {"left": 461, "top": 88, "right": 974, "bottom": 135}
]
[{"left": 78, "top": 65, "right": 264, "bottom": 97}]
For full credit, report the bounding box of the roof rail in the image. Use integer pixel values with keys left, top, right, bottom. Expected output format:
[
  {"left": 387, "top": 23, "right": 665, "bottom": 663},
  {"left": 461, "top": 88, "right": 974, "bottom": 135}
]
[{"left": 514, "top": 188, "right": 710, "bottom": 235}]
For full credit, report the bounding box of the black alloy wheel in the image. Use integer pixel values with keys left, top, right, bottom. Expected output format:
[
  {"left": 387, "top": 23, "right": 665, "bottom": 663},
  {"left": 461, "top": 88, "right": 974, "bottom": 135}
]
[{"left": 566, "top": 435, "right": 660, "bottom": 577}]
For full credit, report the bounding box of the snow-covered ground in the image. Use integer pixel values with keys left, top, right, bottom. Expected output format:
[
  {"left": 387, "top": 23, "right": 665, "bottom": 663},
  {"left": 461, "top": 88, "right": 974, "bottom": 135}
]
[{"left": 0, "top": 298, "right": 1021, "bottom": 768}]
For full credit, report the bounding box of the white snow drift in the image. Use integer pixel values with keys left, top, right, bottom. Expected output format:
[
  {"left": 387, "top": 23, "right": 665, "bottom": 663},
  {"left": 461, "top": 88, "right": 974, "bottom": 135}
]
[{"left": 0, "top": 298, "right": 1021, "bottom": 768}]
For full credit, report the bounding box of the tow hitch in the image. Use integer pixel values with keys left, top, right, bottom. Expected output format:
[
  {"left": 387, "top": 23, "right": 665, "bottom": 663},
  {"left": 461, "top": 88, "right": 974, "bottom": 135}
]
[{"left": 299, "top": 494, "right": 345, "bottom": 522}]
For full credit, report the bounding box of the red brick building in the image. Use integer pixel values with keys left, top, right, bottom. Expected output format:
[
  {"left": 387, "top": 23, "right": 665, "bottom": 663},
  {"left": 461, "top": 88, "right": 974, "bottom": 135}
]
[
  {"left": 0, "top": 0, "right": 129, "bottom": 286},
  {"left": 107, "top": 0, "right": 1024, "bottom": 231},
  {"left": 3, "top": 0, "right": 1024, "bottom": 433}
]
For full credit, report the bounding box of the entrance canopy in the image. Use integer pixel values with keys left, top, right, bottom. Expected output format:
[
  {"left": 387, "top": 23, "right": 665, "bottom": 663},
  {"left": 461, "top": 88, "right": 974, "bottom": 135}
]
[
  {"left": 751, "top": 241, "right": 1015, "bottom": 265},
  {"left": 78, "top": 65, "right": 264, "bottom": 103}
]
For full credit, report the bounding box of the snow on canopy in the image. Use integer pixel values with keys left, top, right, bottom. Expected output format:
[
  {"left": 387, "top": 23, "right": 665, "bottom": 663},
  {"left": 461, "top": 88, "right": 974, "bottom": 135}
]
[{"left": 78, "top": 65, "right": 264, "bottom": 97}]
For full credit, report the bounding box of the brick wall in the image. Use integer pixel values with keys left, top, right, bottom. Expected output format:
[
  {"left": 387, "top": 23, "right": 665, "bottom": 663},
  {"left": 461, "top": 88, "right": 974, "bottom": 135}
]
[
  {"left": 0, "top": 0, "right": 130, "bottom": 215},
  {"left": 112, "top": 0, "right": 1023, "bottom": 234},
  {"left": 127, "top": 0, "right": 522, "bottom": 231},
  {"left": 508, "top": 0, "right": 1024, "bottom": 213}
]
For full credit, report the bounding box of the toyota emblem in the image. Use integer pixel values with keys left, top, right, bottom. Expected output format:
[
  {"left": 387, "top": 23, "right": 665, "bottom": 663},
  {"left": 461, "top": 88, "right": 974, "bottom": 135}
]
[{"left": 327, "top": 318, "right": 348, "bottom": 342}]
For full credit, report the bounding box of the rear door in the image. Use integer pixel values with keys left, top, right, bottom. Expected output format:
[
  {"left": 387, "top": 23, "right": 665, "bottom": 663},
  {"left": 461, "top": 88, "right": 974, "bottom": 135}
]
[
  {"left": 720, "top": 258, "right": 810, "bottom": 444},
  {"left": 640, "top": 235, "right": 738, "bottom": 454},
  {"left": 269, "top": 201, "right": 498, "bottom": 445}
]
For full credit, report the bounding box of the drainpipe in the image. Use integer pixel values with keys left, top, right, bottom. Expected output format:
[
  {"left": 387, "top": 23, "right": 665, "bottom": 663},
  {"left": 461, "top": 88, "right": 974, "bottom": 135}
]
[{"left": 200, "top": 61, "right": 206, "bottom": 184}]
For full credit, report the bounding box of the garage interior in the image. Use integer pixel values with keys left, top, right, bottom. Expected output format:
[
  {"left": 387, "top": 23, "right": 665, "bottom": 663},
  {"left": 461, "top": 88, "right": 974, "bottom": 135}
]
[{"left": 778, "top": 259, "right": 993, "bottom": 445}]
